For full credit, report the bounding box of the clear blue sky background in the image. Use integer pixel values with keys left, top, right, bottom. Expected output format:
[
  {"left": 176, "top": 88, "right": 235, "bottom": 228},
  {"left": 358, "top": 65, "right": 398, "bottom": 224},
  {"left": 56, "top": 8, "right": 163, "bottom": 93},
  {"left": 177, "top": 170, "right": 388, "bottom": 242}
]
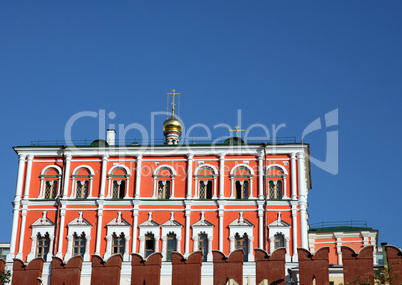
[{"left": 1, "top": 1, "right": 401, "bottom": 247}]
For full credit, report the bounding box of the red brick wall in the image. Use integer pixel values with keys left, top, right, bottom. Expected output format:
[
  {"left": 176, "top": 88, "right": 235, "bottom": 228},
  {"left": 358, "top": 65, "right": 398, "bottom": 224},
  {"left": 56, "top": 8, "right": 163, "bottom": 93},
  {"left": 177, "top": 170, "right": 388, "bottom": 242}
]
[
  {"left": 213, "top": 249, "right": 243, "bottom": 285},
  {"left": 385, "top": 245, "right": 402, "bottom": 285},
  {"left": 342, "top": 246, "right": 374, "bottom": 285},
  {"left": 91, "top": 254, "right": 123, "bottom": 285},
  {"left": 0, "top": 259, "right": 5, "bottom": 274},
  {"left": 298, "top": 247, "right": 329, "bottom": 285},
  {"left": 171, "top": 251, "right": 203, "bottom": 285},
  {"left": 50, "top": 256, "right": 83, "bottom": 285},
  {"left": 255, "top": 248, "right": 286, "bottom": 285},
  {"left": 12, "top": 258, "right": 44, "bottom": 285},
  {"left": 131, "top": 253, "right": 162, "bottom": 285}
]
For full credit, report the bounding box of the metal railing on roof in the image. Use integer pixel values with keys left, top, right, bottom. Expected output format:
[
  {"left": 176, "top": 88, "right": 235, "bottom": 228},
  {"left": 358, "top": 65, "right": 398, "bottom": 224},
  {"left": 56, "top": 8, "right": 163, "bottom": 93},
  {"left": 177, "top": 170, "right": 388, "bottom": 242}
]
[
  {"left": 309, "top": 220, "right": 369, "bottom": 229},
  {"left": 28, "top": 137, "right": 298, "bottom": 147}
]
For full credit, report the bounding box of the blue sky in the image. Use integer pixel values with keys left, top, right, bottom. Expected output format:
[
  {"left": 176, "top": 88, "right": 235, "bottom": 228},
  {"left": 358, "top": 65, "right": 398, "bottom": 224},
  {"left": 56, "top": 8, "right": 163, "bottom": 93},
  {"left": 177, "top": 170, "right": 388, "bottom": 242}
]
[{"left": 1, "top": 1, "right": 401, "bottom": 247}]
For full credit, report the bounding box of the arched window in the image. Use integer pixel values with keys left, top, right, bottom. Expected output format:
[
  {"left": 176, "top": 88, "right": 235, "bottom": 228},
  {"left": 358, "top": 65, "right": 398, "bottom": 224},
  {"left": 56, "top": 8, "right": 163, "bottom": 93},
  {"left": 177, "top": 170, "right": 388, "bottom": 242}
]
[
  {"left": 198, "top": 233, "right": 208, "bottom": 262},
  {"left": 231, "top": 166, "right": 252, "bottom": 199},
  {"left": 158, "top": 180, "right": 170, "bottom": 199},
  {"left": 166, "top": 232, "right": 177, "bottom": 261},
  {"left": 199, "top": 180, "right": 212, "bottom": 199},
  {"left": 112, "top": 233, "right": 125, "bottom": 255},
  {"left": 73, "top": 167, "right": 93, "bottom": 199},
  {"left": 267, "top": 166, "right": 284, "bottom": 199},
  {"left": 195, "top": 165, "right": 216, "bottom": 199},
  {"left": 40, "top": 167, "right": 61, "bottom": 199},
  {"left": 112, "top": 180, "right": 125, "bottom": 199},
  {"left": 274, "top": 234, "right": 285, "bottom": 249},
  {"left": 76, "top": 181, "right": 89, "bottom": 199},
  {"left": 235, "top": 180, "right": 249, "bottom": 199},
  {"left": 36, "top": 233, "right": 50, "bottom": 260},
  {"left": 73, "top": 232, "right": 86, "bottom": 257},
  {"left": 235, "top": 233, "right": 249, "bottom": 262},
  {"left": 44, "top": 181, "right": 57, "bottom": 199},
  {"left": 145, "top": 232, "right": 155, "bottom": 258},
  {"left": 108, "top": 167, "right": 129, "bottom": 199}
]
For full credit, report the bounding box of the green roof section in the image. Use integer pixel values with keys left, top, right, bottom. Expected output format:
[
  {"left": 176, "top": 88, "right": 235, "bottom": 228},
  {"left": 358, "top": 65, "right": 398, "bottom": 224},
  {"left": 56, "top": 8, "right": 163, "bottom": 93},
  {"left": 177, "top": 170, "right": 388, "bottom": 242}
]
[{"left": 309, "top": 221, "right": 376, "bottom": 233}]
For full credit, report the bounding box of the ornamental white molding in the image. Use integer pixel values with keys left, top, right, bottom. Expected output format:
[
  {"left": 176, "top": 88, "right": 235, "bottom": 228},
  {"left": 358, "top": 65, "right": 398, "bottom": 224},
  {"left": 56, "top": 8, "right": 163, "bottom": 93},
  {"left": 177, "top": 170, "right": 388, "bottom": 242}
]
[
  {"left": 153, "top": 164, "right": 177, "bottom": 176},
  {"left": 265, "top": 164, "right": 288, "bottom": 175},
  {"left": 72, "top": 165, "right": 96, "bottom": 176},
  {"left": 105, "top": 212, "right": 131, "bottom": 261},
  {"left": 40, "top": 165, "right": 62, "bottom": 176},
  {"left": 65, "top": 212, "right": 92, "bottom": 261},
  {"left": 108, "top": 164, "right": 131, "bottom": 175},
  {"left": 28, "top": 211, "right": 55, "bottom": 262},
  {"left": 193, "top": 164, "right": 218, "bottom": 176},
  {"left": 229, "top": 164, "right": 255, "bottom": 176}
]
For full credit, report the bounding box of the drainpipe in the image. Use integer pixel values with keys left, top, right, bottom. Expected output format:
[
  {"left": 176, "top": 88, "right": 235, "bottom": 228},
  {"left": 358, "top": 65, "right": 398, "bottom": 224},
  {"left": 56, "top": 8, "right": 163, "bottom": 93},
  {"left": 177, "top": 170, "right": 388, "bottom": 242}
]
[{"left": 53, "top": 145, "right": 66, "bottom": 255}]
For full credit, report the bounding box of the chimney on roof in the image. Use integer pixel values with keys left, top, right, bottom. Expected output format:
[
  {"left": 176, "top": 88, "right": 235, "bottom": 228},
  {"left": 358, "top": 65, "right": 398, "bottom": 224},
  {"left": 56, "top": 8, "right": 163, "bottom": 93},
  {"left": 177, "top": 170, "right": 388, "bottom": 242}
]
[{"left": 107, "top": 129, "right": 116, "bottom": 146}]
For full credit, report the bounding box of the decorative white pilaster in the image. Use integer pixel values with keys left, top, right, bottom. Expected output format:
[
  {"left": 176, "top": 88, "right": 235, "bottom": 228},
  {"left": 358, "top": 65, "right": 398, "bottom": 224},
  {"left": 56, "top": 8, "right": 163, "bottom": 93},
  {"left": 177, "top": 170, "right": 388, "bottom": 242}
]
[
  {"left": 229, "top": 236, "right": 235, "bottom": 253},
  {"left": 88, "top": 177, "right": 94, "bottom": 198},
  {"left": 269, "top": 236, "right": 274, "bottom": 254},
  {"left": 185, "top": 206, "right": 191, "bottom": 255},
  {"left": 85, "top": 236, "right": 91, "bottom": 261},
  {"left": 297, "top": 152, "right": 308, "bottom": 249},
  {"left": 99, "top": 155, "right": 108, "bottom": 198},
  {"left": 104, "top": 235, "right": 112, "bottom": 259},
  {"left": 282, "top": 175, "right": 288, "bottom": 199},
  {"left": 134, "top": 155, "right": 142, "bottom": 199},
  {"left": 27, "top": 235, "right": 37, "bottom": 262},
  {"left": 290, "top": 153, "right": 297, "bottom": 200},
  {"left": 248, "top": 236, "right": 254, "bottom": 261},
  {"left": 187, "top": 154, "right": 194, "bottom": 199},
  {"left": 218, "top": 201, "right": 224, "bottom": 251},
  {"left": 291, "top": 207, "right": 298, "bottom": 262},
  {"left": 132, "top": 205, "right": 139, "bottom": 254},
  {"left": 152, "top": 177, "right": 157, "bottom": 198},
  {"left": 219, "top": 155, "right": 225, "bottom": 199},
  {"left": 161, "top": 236, "right": 167, "bottom": 261},
  {"left": 23, "top": 155, "right": 34, "bottom": 199},
  {"left": 207, "top": 237, "right": 213, "bottom": 261},
  {"left": 249, "top": 177, "right": 254, "bottom": 198},
  {"left": 257, "top": 201, "right": 264, "bottom": 249},
  {"left": 107, "top": 178, "right": 112, "bottom": 198},
  {"left": 57, "top": 205, "right": 67, "bottom": 258},
  {"left": 65, "top": 235, "right": 73, "bottom": 260},
  {"left": 155, "top": 236, "right": 160, "bottom": 252},
  {"left": 62, "top": 154, "right": 72, "bottom": 198},
  {"left": 16, "top": 206, "right": 28, "bottom": 259},
  {"left": 95, "top": 201, "right": 104, "bottom": 255},
  {"left": 124, "top": 177, "right": 130, "bottom": 198},
  {"left": 258, "top": 155, "right": 264, "bottom": 199},
  {"left": 192, "top": 236, "right": 198, "bottom": 252}
]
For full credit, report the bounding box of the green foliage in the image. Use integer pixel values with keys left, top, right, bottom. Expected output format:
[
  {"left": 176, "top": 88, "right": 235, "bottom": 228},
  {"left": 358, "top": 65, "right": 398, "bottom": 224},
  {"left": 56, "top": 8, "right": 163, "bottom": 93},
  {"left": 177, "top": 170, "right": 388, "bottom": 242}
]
[
  {"left": 338, "top": 262, "right": 400, "bottom": 285},
  {"left": 0, "top": 269, "right": 11, "bottom": 284}
]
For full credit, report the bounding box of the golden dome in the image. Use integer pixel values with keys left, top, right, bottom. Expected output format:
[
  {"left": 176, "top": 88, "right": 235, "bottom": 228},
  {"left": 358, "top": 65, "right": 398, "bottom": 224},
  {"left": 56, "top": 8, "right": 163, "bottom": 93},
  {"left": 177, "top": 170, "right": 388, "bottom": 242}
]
[{"left": 163, "top": 117, "right": 183, "bottom": 132}]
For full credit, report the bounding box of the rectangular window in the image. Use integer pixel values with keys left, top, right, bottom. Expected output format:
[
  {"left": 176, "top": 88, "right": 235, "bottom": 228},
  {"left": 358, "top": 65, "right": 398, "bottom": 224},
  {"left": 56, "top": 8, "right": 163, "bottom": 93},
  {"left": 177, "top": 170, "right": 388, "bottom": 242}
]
[
  {"left": 73, "top": 234, "right": 86, "bottom": 257},
  {"left": 36, "top": 234, "right": 50, "bottom": 260},
  {"left": 0, "top": 247, "right": 9, "bottom": 259},
  {"left": 166, "top": 234, "right": 176, "bottom": 261},
  {"left": 145, "top": 234, "right": 155, "bottom": 258},
  {"left": 112, "top": 234, "right": 125, "bottom": 254}
]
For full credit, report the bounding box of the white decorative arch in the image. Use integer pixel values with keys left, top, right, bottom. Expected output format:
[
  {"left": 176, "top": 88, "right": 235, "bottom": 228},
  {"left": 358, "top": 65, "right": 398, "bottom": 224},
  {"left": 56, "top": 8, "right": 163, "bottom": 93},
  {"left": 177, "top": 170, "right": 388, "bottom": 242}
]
[
  {"left": 72, "top": 165, "right": 95, "bottom": 176},
  {"left": 40, "top": 165, "right": 62, "bottom": 176},
  {"left": 265, "top": 164, "right": 288, "bottom": 175},
  {"left": 193, "top": 164, "right": 218, "bottom": 176},
  {"left": 153, "top": 164, "right": 177, "bottom": 176},
  {"left": 108, "top": 164, "right": 131, "bottom": 176},
  {"left": 229, "top": 164, "right": 254, "bottom": 176}
]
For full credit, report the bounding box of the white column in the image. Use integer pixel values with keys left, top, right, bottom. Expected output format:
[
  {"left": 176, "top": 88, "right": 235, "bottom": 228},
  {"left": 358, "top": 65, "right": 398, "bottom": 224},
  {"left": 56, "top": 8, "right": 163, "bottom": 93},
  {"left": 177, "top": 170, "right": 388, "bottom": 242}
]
[
  {"left": 207, "top": 237, "right": 213, "bottom": 261},
  {"left": 230, "top": 177, "right": 234, "bottom": 199},
  {"left": 132, "top": 205, "right": 139, "bottom": 254},
  {"left": 27, "top": 235, "right": 37, "bottom": 262},
  {"left": 65, "top": 235, "right": 73, "bottom": 260},
  {"left": 62, "top": 154, "right": 72, "bottom": 198},
  {"left": 297, "top": 152, "right": 308, "bottom": 249},
  {"left": 177, "top": 236, "right": 182, "bottom": 254},
  {"left": 95, "top": 201, "right": 104, "bottom": 255},
  {"left": 57, "top": 205, "right": 67, "bottom": 257},
  {"left": 257, "top": 201, "right": 264, "bottom": 249},
  {"left": 138, "top": 236, "right": 145, "bottom": 257},
  {"left": 248, "top": 236, "right": 254, "bottom": 261},
  {"left": 134, "top": 155, "right": 142, "bottom": 199},
  {"left": 184, "top": 201, "right": 191, "bottom": 255},
  {"left": 187, "top": 154, "right": 194, "bottom": 199},
  {"left": 161, "top": 236, "right": 167, "bottom": 261},
  {"left": 104, "top": 235, "right": 112, "bottom": 259},
  {"left": 291, "top": 207, "right": 298, "bottom": 262},
  {"left": 155, "top": 236, "right": 160, "bottom": 252},
  {"left": 194, "top": 177, "right": 199, "bottom": 198},
  {"left": 8, "top": 154, "right": 26, "bottom": 261},
  {"left": 258, "top": 155, "right": 264, "bottom": 199},
  {"left": 212, "top": 177, "right": 217, "bottom": 199},
  {"left": 88, "top": 177, "right": 94, "bottom": 198},
  {"left": 152, "top": 178, "right": 157, "bottom": 198},
  {"left": 282, "top": 175, "right": 288, "bottom": 199},
  {"left": 14, "top": 154, "right": 27, "bottom": 200},
  {"left": 23, "top": 155, "right": 34, "bottom": 199},
  {"left": 99, "top": 155, "right": 108, "bottom": 198},
  {"left": 249, "top": 177, "right": 254, "bottom": 198},
  {"left": 269, "top": 236, "right": 274, "bottom": 254},
  {"left": 218, "top": 201, "right": 224, "bottom": 251},
  {"left": 16, "top": 206, "right": 28, "bottom": 259},
  {"left": 219, "top": 155, "right": 225, "bottom": 199},
  {"left": 124, "top": 177, "right": 130, "bottom": 198},
  {"left": 84, "top": 236, "right": 91, "bottom": 261},
  {"left": 290, "top": 153, "right": 297, "bottom": 200},
  {"left": 171, "top": 177, "right": 175, "bottom": 198},
  {"left": 229, "top": 236, "right": 235, "bottom": 253}
]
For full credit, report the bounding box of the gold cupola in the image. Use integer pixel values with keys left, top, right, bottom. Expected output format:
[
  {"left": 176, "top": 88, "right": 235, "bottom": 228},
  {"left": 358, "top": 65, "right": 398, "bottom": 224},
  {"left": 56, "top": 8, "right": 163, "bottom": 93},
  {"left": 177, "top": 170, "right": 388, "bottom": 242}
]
[{"left": 163, "top": 89, "right": 183, "bottom": 145}]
